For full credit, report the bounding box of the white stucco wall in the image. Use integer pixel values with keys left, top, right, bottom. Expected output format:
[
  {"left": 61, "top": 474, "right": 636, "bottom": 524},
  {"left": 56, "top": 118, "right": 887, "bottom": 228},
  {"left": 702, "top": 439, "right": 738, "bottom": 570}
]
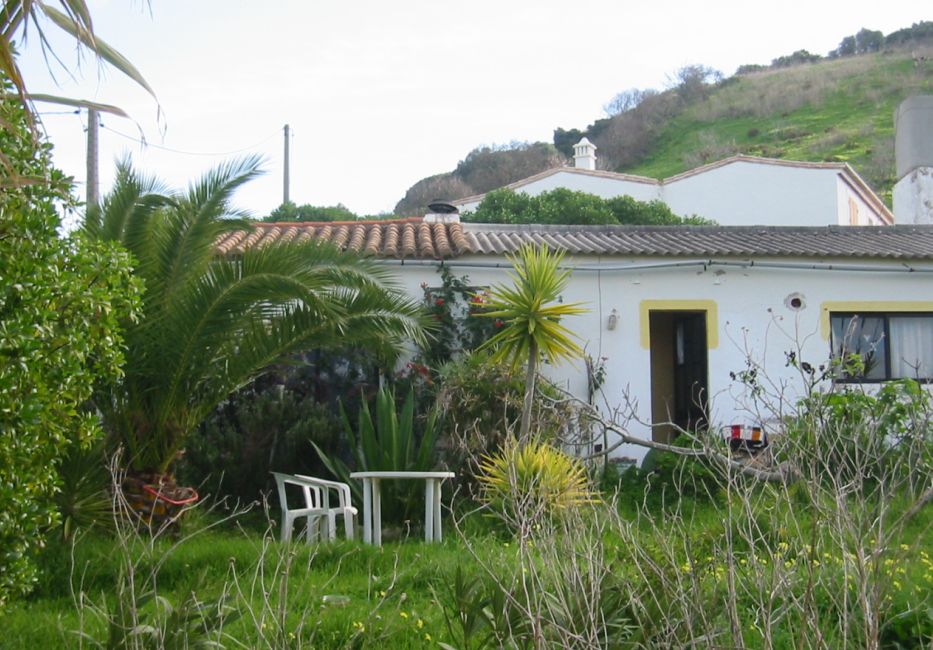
[
  {"left": 836, "top": 177, "right": 888, "bottom": 225},
  {"left": 384, "top": 256, "right": 933, "bottom": 463},
  {"left": 455, "top": 162, "right": 891, "bottom": 227},
  {"left": 662, "top": 162, "right": 841, "bottom": 226}
]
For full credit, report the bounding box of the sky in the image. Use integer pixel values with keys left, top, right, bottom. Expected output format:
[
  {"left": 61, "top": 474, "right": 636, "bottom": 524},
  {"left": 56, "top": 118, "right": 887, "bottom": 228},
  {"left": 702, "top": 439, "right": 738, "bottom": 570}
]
[{"left": 18, "top": 1, "right": 929, "bottom": 221}]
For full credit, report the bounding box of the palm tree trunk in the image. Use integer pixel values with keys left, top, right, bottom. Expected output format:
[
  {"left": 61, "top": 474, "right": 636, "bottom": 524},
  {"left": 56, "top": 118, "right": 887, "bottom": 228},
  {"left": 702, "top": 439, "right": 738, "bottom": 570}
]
[{"left": 520, "top": 339, "right": 538, "bottom": 439}]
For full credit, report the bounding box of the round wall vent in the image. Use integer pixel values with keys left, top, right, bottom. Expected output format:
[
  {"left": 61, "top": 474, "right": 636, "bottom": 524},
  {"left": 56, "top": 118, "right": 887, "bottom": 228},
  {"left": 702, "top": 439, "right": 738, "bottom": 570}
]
[{"left": 784, "top": 292, "right": 806, "bottom": 311}]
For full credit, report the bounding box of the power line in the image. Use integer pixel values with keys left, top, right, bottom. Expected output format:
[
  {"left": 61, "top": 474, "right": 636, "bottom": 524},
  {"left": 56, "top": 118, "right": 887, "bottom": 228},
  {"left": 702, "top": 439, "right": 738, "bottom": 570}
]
[{"left": 99, "top": 123, "right": 280, "bottom": 157}]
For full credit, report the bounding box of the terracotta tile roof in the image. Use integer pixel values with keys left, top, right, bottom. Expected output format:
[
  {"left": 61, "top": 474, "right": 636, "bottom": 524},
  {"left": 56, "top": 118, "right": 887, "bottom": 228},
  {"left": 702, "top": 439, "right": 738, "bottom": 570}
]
[
  {"left": 459, "top": 223, "right": 933, "bottom": 260},
  {"left": 219, "top": 219, "right": 933, "bottom": 262},
  {"left": 215, "top": 218, "right": 471, "bottom": 260}
]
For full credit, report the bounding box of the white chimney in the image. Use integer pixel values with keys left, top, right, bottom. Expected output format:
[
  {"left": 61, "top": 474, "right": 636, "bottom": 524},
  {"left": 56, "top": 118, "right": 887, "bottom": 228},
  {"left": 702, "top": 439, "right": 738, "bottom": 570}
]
[
  {"left": 423, "top": 200, "right": 460, "bottom": 224},
  {"left": 573, "top": 137, "right": 597, "bottom": 170},
  {"left": 893, "top": 96, "right": 933, "bottom": 224}
]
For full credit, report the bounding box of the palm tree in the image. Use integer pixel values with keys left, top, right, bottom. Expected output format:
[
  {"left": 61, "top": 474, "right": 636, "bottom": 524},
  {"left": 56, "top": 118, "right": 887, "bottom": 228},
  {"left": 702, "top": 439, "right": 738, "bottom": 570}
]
[
  {"left": 1, "top": 1, "right": 156, "bottom": 115},
  {"left": 477, "top": 244, "right": 586, "bottom": 439},
  {"left": 84, "top": 156, "right": 429, "bottom": 479}
]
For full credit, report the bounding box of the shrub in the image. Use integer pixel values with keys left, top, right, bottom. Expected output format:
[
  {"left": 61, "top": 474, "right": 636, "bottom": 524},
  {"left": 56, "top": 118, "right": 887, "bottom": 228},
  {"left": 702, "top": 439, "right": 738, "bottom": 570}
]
[
  {"left": 0, "top": 79, "right": 140, "bottom": 605},
  {"left": 787, "top": 378, "right": 932, "bottom": 488},
  {"left": 434, "top": 351, "right": 582, "bottom": 496},
  {"left": 414, "top": 266, "right": 496, "bottom": 369},
  {"left": 180, "top": 388, "right": 343, "bottom": 504},
  {"left": 612, "top": 446, "right": 723, "bottom": 509},
  {"left": 463, "top": 188, "right": 713, "bottom": 226}
]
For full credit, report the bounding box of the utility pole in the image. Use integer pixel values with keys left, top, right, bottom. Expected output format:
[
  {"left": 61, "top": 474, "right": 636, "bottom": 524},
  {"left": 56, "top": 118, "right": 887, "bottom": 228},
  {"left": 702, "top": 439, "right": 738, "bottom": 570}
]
[
  {"left": 86, "top": 107, "right": 99, "bottom": 207},
  {"left": 283, "top": 124, "right": 290, "bottom": 204}
]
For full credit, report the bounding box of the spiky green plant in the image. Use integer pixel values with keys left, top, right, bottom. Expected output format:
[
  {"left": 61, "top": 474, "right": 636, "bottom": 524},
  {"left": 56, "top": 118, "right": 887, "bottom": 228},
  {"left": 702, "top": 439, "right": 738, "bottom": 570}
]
[
  {"left": 478, "top": 438, "right": 594, "bottom": 530},
  {"left": 315, "top": 387, "right": 440, "bottom": 521},
  {"left": 84, "top": 157, "right": 429, "bottom": 475},
  {"left": 477, "top": 244, "right": 586, "bottom": 438}
]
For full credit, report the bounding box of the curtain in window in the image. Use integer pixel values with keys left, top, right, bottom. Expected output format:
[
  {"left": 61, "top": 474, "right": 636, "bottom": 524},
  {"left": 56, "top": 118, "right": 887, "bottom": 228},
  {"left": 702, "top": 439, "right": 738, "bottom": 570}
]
[
  {"left": 832, "top": 314, "right": 887, "bottom": 380},
  {"left": 889, "top": 317, "right": 933, "bottom": 379}
]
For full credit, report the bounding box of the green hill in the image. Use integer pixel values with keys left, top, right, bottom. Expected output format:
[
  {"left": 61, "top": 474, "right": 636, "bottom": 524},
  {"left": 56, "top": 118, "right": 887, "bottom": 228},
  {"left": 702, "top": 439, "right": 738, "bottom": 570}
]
[
  {"left": 394, "top": 24, "right": 933, "bottom": 214},
  {"left": 623, "top": 50, "right": 932, "bottom": 205}
]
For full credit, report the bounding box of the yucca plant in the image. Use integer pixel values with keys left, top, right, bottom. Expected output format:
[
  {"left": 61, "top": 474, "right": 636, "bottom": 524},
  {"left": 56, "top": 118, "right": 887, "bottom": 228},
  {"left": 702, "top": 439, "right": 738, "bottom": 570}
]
[
  {"left": 477, "top": 244, "right": 586, "bottom": 439},
  {"left": 83, "top": 157, "right": 429, "bottom": 505},
  {"left": 315, "top": 387, "right": 440, "bottom": 522},
  {"left": 478, "top": 438, "right": 594, "bottom": 533}
]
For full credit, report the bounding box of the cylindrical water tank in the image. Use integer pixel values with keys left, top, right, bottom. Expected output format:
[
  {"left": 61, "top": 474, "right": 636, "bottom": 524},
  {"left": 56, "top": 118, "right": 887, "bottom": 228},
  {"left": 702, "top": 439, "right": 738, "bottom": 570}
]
[{"left": 895, "top": 96, "right": 933, "bottom": 181}]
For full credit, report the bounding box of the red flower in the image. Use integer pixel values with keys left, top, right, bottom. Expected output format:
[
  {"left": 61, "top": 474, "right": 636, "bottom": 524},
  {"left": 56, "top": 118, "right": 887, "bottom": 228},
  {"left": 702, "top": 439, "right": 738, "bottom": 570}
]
[
  {"left": 434, "top": 298, "right": 445, "bottom": 306},
  {"left": 494, "top": 319, "right": 504, "bottom": 328}
]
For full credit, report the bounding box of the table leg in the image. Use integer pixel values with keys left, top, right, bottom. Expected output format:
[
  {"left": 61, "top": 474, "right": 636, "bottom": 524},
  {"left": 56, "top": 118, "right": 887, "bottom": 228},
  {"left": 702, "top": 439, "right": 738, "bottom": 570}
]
[
  {"left": 362, "top": 478, "right": 372, "bottom": 545},
  {"left": 373, "top": 478, "right": 382, "bottom": 547},
  {"left": 433, "top": 479, "right": 443, "bottom": 542},
  {"left": 424, "top": 479, "right": 434, "bottom": 543}
]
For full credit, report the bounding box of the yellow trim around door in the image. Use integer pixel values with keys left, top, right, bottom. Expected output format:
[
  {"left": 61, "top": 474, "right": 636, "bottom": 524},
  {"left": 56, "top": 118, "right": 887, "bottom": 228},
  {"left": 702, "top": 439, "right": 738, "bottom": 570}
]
[
  {"left": 639, "top": 300, "right": 719, "bottom": 349},
  {"left": 819, "top": 301, "right": 933, "bottom": 340}
]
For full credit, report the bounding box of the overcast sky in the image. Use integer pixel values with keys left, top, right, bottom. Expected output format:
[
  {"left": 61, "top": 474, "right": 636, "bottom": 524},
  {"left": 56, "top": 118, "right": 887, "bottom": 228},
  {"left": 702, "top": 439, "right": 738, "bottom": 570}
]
[{"left": 19, "top": 1, "right": 928, "bottom": 220}]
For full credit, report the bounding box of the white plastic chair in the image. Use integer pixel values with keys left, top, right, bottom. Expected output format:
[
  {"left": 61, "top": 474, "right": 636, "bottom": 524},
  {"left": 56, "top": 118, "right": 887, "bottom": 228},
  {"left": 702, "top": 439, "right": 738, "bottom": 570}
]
[
  {"left": 296, "top": 474, "right": 357, "bottom": 541},
  {"left": 271, "top": 472, "right": 356, "bottom": 543}
]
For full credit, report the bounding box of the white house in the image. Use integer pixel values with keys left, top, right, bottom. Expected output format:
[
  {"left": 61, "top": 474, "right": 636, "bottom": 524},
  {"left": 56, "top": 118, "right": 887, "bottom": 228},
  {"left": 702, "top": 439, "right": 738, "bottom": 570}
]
[
  {"left": 452, "top": 144, "right": 894, "bottom": 228},
  {"left": 221, "top": 216, "right": 933, "bottom": 462}
]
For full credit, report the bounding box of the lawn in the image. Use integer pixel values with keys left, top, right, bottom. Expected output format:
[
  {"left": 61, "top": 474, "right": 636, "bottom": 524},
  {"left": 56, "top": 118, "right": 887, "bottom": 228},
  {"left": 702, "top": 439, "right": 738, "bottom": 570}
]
[{"left": 3, "top": 470, "right": 930, "bottom": 649}]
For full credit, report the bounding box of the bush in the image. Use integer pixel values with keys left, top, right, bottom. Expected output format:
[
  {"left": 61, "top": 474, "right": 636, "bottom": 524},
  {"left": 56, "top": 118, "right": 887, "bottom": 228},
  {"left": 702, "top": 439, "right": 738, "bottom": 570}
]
[
  {"left": 433, "top": 351, "right": 580, "bottom": 495},
  {"left": 611, "top": 446, "right": 723, "bottom": 509},
  {"left": 179, "top": 388, "right": 343, "bottom": 504},
  {"left": 464, "top": 188, "right": 714, "bottom": 226},
  {"left": 787, "top": 378, "right": 932, "bottom": 488},
  {"left": 180, "top": 348, "right": 383, "bottom": 504},
  {"left": 413, "top": 266, "right": 496, "bottom": 369},
  {"left": 0, "top": 80, "right": 140, "bottom": 605}
]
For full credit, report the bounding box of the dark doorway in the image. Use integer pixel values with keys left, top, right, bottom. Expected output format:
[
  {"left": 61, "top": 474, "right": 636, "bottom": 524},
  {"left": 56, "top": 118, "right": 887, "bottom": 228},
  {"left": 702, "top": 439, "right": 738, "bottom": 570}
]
[{"left": 649, "top": 311, "right": 710, "bottom": 442}]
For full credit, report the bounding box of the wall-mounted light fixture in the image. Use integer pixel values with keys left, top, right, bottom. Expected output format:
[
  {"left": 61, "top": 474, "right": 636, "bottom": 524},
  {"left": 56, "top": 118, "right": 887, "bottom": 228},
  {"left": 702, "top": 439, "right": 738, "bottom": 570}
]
[{"left": 607, "top": 308, "right": 619, "bottom": 331}]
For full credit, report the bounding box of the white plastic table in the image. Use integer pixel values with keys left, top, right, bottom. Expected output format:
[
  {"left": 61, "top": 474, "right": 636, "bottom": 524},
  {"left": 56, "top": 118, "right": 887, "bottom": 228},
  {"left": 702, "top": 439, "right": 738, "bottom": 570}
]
[{"left": 349, "top": 471, "right": 455, "bottom": 546}]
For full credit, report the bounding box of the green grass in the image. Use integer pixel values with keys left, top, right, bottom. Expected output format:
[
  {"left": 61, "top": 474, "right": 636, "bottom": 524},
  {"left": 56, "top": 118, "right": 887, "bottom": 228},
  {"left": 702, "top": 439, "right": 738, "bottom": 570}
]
[{"left": 1, "top": 485, "right": 930, "bottom": 648}]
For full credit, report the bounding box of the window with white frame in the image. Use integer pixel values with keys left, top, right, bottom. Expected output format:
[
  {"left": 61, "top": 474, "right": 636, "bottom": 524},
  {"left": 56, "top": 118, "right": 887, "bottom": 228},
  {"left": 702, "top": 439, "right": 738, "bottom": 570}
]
[{"left": 830, "top": 312, "right": 933, "bottom": 381}]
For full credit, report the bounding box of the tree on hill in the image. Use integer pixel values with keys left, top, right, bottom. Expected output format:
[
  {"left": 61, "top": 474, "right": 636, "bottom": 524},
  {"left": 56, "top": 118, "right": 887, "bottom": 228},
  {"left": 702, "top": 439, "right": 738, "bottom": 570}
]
[
  {"left": 394, "top": 142, "right": 563, "bottom": 215},
  {"left": 771, "top": 50, "right": 822, "bottom": 68},
  {"left": 462, "top": 188, "right": 714, "bottom": 226},
  {"left": 884, "top": 21, "right": 933, "bottom": 47},
  {"left": 603, "top": 88, "right": 658, "bottom": 117},
  {"left": 831, "top": 27, "right": 884, "bottom": 58}
]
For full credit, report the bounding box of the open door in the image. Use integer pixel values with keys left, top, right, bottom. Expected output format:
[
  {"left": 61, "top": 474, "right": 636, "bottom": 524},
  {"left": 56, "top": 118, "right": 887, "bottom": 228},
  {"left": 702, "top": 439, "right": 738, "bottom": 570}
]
[{"left": 649, "top": 311, "right": 710, "bottom": 443}]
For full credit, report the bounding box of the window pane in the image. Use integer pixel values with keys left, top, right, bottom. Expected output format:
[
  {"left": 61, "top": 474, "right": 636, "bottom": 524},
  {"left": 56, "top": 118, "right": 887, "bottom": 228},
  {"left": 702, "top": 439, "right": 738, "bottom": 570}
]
[
  {"left": 889, "top": 316, "right": 933, "bottom": 379},
  {"left": 831, "top": 314, "right": 887, "bottom": 380}
]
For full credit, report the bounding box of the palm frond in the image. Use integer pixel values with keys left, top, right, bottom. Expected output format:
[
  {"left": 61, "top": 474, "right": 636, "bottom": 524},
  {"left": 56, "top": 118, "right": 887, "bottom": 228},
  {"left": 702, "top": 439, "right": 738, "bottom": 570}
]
[
  {"left": 85, "top": 164, "right": 429, "bottom": 472},
  {"left": 478, "top": 244, "right": 586, "bottom": 368}
]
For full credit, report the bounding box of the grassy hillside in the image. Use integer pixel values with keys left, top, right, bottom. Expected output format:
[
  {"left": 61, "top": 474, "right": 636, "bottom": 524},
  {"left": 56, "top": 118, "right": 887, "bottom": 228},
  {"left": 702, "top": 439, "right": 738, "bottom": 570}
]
[
  {"left": 624, "top": 48, "right": 933, "bottom": 204},
  {"left": 396, "top": 38, "right": 932, "bottom": 213}
]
